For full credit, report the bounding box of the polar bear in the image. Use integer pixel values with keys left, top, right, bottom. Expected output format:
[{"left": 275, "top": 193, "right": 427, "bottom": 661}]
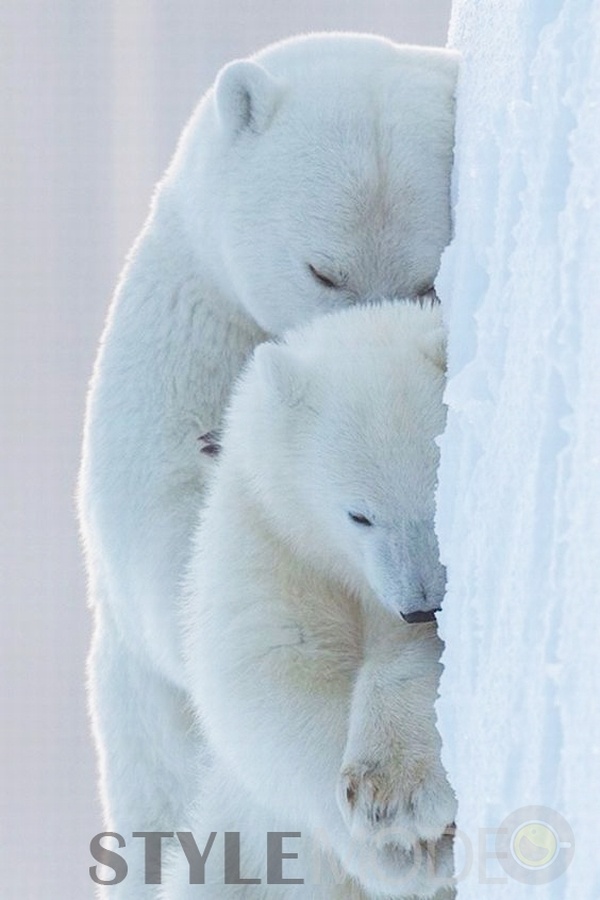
[
  {"left": 77, "top": 31, "right": 458, "bottom": 872},
  {"left": 166, "top": 300, "right": 455, "bottom": 899}
]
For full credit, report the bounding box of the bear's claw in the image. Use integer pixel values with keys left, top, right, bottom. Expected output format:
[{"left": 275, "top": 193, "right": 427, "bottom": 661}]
[{"left": 338, "top": 756, "right": 457, "bottom": 849}]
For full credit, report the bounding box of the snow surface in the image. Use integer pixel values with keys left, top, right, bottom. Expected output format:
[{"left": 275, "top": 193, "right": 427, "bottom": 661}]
[{"left": 435, "top": 0, "right": 600, "bottom": 897}]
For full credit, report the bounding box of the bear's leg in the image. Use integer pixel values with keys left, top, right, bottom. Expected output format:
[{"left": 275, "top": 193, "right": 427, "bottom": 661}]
[
  {"left": 88, "top": 608, "right": 201, "bottom": 898},
  {"left": 337, "top": 616, "right": 456, "bottom": 899},
  {"left": 194, "top": 625, "right": 449, "bottom": 898}
]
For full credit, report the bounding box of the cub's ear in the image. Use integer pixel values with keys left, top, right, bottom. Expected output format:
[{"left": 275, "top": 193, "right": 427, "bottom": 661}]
[
  {"left": 253, "top": 342, "right": 307, "bottom": 408},
  {"left": 419, "top": 325, "right": 447, "bottom": 372},
  {"left": 215, "top": 60, "right": 281, "bottom": 136}
]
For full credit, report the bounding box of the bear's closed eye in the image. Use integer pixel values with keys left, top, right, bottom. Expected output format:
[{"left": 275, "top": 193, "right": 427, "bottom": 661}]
[{"left": 308, "top": 263, "right": 340, "bottom": 289}]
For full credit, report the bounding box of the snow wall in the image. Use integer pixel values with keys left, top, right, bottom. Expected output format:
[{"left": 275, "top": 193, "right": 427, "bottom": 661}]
[{"left": 435, "top": 0, "right": 600, "bottom": 897}]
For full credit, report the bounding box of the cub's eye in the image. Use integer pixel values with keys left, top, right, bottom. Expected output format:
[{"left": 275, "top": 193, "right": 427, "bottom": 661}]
[
  {"left": 308, "top": 264, "right": 338, "bottom": 289},
  {"left": 348, "top": 512, "right": 373, "bottom": 527}
]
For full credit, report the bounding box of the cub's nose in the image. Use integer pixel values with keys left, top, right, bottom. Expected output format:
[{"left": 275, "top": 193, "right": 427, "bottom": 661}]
[{"left": 401, "top": 609, "right": 439, "bottom": 624}]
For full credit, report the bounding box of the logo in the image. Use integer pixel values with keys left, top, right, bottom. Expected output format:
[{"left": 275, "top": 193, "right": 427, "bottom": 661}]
[
  {"left": 496, "top": 806, "right": 574, "bottom": 884},
  {"left": 89, "top": 808, "right": 576, "bottom": 886}
]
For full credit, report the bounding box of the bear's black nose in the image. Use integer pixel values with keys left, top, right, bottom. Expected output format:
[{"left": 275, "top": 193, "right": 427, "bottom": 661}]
[{"left": 401, "top": 609, "right": 439, "bottom": 624}]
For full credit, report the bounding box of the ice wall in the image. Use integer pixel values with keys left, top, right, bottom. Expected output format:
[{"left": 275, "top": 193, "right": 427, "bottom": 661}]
[{"left": 435, "top": 1, "right": 600, "bottom": 897}]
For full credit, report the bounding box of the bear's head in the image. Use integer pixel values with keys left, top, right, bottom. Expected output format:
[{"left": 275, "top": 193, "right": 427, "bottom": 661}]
[
  {"left": 227, "top": 300, "right": 447, "bottom": 622},
  {"left": 171, "top": 33, "right": 458, "bottom": 336}
]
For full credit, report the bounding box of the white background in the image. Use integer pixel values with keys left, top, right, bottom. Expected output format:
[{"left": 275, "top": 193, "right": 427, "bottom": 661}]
[
  {"left": 437, "top": 1, "right": 600, "bottom": 896},
  {"left": 0, "top": 2, "right": 451, "bottom": 897}
]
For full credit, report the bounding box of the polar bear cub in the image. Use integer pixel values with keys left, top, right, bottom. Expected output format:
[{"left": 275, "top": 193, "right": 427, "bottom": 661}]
[{"left": 177, "top": 301, "right": 456, "bottom": 898}]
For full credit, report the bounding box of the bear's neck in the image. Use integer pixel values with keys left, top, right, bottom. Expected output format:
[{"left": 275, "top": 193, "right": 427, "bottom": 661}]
[{"left": 92, "top": 209, "right": 267, "bottom": 442}]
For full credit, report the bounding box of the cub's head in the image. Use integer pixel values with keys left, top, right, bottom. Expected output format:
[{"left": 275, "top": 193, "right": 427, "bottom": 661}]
[
  {"left": 228, "top": 300, "right": 447, "bottom": 622},
  {"left": 175, "top": 34, "right": 458, "bottom": 335}
]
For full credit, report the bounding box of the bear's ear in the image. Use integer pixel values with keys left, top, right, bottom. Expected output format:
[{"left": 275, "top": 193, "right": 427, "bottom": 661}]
[
  {"left": 419, "top": 325, "right": 447, "bottom": 372},
  {"left": 215, "top": 60, "right": 281, "bottom": 136},
  {"left": 253, "top": 342, "right": 307, "bottom": 408}
]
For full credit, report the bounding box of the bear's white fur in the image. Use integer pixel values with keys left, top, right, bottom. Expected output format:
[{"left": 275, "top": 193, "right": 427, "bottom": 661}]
[
  {"left": 168, "top": 301, "right": 455, "bottom": 899},
  {"left": 78, "top": 31, "right": 458, "bottom": 869}
]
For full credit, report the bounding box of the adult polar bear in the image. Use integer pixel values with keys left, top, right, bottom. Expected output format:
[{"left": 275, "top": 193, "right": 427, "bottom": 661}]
[
  {"left": 168, "top": 301, "right": 454, "bottom": 898},
  {"left": 79, "top": 32, "right": 458, "bottom": 859}
]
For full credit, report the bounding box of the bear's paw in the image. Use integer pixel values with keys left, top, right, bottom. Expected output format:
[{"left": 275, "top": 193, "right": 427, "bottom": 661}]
[{"left": 337, "top": 754, "right": 456, "bottom": 849}]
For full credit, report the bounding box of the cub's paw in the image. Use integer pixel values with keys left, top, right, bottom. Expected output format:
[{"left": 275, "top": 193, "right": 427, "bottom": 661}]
[
  {"left": 339, "top": 761, "right": 406, "bottom": 841},
  {"left": 337, "top": 756, "right": 456, "bottom": 849}
]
